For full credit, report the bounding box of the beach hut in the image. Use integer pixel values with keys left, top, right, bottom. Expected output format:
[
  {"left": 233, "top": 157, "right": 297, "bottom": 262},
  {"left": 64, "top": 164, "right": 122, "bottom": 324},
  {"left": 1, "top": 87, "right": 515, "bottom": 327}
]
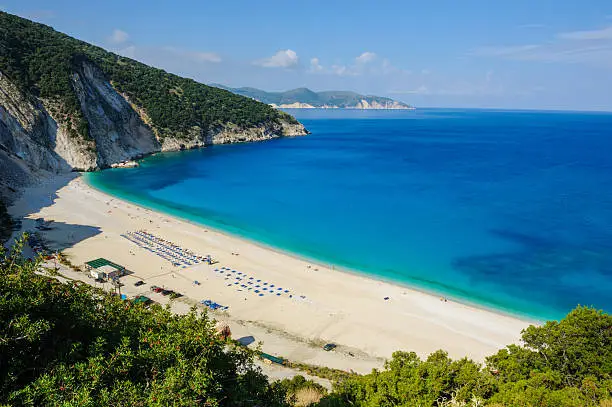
[
  {"left": 96, "top": 264, "right": 120, "bottom": 280},
  {"left": 89, "top": 269, "right": 106, "bottom": 280},
  {"left": 85, "top": 258, "right": 127, "bottom": 278}
]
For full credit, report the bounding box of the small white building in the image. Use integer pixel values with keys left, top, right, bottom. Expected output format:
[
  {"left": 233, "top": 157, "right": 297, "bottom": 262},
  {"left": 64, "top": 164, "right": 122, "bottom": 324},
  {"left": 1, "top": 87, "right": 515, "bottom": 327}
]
[{"left": 90, "top": 264, "right": 119, "bottom": 280}]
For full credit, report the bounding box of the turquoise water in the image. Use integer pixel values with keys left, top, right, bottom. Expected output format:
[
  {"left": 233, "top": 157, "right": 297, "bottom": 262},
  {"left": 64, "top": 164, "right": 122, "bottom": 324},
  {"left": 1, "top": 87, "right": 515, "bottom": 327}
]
[{"left": 86, "top": 108, "right": 612, "bottom": 321}]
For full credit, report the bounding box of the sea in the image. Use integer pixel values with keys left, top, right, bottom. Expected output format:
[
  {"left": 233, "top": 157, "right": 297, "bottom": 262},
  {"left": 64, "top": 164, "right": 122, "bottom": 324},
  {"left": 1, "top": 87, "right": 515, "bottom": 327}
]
[{"left": 85, "top": 108, "right": 612, "bottom": 321}]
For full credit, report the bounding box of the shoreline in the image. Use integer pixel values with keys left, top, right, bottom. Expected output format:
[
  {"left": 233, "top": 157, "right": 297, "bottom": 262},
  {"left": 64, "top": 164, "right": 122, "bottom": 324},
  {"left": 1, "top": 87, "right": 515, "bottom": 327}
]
[
  {"left": 85, "top": 171, "right": 543, "bottom": 324},
  {"left": 8, "top": 172, "right": 532, "bottom": 369}
]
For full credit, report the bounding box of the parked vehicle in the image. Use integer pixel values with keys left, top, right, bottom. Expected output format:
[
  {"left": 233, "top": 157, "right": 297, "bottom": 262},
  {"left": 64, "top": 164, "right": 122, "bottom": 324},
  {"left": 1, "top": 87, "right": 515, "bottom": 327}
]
[
  {"left": 134, "top": 280, "right": 145, "bottom": 286},
  {"left": 323, "top": 343, "right": 337, "bottom": 351}
]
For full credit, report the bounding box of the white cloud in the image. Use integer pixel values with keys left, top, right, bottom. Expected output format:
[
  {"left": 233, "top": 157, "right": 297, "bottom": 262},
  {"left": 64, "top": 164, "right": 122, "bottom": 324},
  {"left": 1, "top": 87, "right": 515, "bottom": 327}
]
[
  {"left": 161, "top": 47, "right": 221, "bottom": 63},
  {"left": 471, "top": 25, "right": 612, "bottom": 67},
  {"left": 306, "top": 52, "right": 398, "bottom": 77},
  {"left": 24, "top": 9, "right": 55, "bottom": 20},
  {"left": 470, "top": 44, "right": 541, "bottom": 57},
  {"left": 255, "top": 49, "right": 299, "bottom": 68},
  {"left": 331, "top": 64, "right": 351, "bottom": 76},
  {"left": 389, "top": 71, "right": 512, "bottom": 98},
  {"left": 191, "top": 52, "right": 222, "bottom": 63},
  {"left": 472, "top": 42, "right": 612, "bottom": 66},
  {"left": 309, "top": 57, "right": 323, "bottom": 72},
  {"left": 118, "top": 45, "right": 136, "bottom": 59},
  {"left": 355, "top": 51, "right": 377, "bottom": 64},
  {"left": 391, "top": 84, "right": 505, "bottom": 97},
  {"left": 109, "top": 29, "right": 129, "bottom": 44},
  {"left": 381, "top": 58, "right": 393, "bottom": 73},
  {"left": 389, "top": 85, "right": 430, "bottom": 95},
  {"left": 421, "top": 69, "right": 431, "bottom": 75},
  {"left": 558, "top": 26, "right": 612, "bottom": 40},
  {"left": 305, "top": 53, "right": 408, "bottom": 77}
]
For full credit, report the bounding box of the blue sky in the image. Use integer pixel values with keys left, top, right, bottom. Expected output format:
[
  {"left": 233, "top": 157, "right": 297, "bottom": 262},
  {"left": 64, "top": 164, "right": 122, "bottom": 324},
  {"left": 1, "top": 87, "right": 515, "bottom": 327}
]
[{"left": 3, "top": 1, "right": 612, "bottom": 110}]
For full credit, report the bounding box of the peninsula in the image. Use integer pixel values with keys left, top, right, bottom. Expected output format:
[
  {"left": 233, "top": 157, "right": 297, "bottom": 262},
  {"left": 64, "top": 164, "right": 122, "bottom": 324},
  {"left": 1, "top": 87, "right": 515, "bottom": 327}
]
[{"left": 213, "top": 85, "right": 415, "bottom": 110}]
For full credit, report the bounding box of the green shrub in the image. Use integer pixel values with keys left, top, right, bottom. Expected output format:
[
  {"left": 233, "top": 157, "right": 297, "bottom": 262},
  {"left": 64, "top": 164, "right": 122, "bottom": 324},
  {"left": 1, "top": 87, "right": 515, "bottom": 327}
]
[{"left": 0, "top": 236, "right": 288, "bottom": 406}]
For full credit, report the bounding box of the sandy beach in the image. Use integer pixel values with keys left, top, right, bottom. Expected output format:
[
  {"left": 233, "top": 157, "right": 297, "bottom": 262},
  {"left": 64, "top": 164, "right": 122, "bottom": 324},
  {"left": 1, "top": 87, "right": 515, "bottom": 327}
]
[{"left": 8, "top": 173, "right": 531, "bottom": 373}]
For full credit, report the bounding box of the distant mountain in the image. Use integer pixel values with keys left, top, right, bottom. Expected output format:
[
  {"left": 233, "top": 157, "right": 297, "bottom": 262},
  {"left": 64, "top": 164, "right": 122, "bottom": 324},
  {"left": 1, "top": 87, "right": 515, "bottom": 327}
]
[{"left": 213, "top": 85, "right": 415, "bottom": 110}]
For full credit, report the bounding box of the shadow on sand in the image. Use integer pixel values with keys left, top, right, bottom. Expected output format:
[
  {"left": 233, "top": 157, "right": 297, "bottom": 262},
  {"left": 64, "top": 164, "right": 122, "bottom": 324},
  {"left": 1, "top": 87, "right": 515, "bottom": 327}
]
[
  {"left": 237, "top": 336, "right": 256, "bottom": 346},
  {"left": 5, "top": 172, "right": 102, "bottom": 254}
]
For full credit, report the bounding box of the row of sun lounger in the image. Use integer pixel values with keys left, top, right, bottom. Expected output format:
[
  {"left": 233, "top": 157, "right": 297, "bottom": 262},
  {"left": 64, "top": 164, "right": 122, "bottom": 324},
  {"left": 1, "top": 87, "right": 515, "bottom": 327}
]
[
  {"left": 212, "top": 266, "right": 306, "bottom": 300},
  {"left": 121, "top": 230, "right": 209, "bottom": 268}
]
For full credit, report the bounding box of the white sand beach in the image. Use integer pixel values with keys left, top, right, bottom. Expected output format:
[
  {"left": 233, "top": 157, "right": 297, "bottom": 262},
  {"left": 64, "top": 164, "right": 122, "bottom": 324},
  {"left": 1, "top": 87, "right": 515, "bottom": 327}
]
[{"left": 8, "top": 173, "right": 531, "bottom": 373}]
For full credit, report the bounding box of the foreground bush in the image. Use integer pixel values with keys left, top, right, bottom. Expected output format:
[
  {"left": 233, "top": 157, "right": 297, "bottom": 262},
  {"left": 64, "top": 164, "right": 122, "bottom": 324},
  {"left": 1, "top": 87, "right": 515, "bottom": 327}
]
[
  {"left": 320, "top": 306, "right": 611, "bottom": 407},
  {"left": 275, "top": 375, "right": 327, "bottom": 406},
  {"left": 1, "top": 237, "right": 610, "bottom": 406},
  {"left": 0, "top": 237, "right": 286, "bottom": 406}
]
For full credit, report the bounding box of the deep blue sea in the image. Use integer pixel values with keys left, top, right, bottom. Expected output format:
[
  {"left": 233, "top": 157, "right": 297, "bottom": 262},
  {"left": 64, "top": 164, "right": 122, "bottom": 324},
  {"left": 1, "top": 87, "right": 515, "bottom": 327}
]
[{"left": 86, "top": 108, "right": 612, "bottom": 320}]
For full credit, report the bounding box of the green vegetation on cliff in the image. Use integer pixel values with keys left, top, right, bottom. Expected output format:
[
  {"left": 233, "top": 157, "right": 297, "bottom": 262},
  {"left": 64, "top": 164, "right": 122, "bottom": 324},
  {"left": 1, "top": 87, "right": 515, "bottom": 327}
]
[
  {"left": 1, "top": 237, "right": 610, "bottom": 406},
  {"left": 0, "top": 12, "right": 297, "bottom": 140}
]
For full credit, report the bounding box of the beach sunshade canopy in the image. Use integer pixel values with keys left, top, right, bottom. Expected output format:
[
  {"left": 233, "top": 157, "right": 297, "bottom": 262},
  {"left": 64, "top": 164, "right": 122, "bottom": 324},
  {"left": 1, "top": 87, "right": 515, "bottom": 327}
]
[
  {"left": 86, "top": 258, "right": 124, "bottom": 270},
  {"left": 260, "top": 352, "right": 285, "bottom": 365}
]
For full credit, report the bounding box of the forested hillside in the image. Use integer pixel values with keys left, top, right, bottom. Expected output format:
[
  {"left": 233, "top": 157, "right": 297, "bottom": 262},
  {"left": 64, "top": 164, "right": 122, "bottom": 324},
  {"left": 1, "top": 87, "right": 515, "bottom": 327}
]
[
  {"left": 0, "top": 11, "right": 298, "bottom": 141},
  {"left": 1, "top": 237, "right": 610, "bottom": 406}
]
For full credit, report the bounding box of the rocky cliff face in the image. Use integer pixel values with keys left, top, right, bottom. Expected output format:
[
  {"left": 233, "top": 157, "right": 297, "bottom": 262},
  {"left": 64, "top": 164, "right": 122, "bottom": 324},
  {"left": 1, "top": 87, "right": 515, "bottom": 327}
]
[
  {"left": 71, "top": 62, "right": 160, "bottom": 170},
  {"left": 0, "top": 72, "right": 71, "bottom": 173},
  {"left": 158, "top": 114, "right": 307, "bottom": 151},
  {"left": 271, "top": 100, "right": 413, "bottom": 109},
  {"left": 352, "top": 99, "right": 415, "bottom": 110},
  {"left": 0, "top": 62, "right": 307, "bottom": 195}
]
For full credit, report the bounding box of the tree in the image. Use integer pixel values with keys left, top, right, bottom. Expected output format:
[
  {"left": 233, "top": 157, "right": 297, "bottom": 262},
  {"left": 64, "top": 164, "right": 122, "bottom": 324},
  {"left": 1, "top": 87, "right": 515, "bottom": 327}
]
[
  {"left": 0, "top": 236, "right": 288, "bottom": 406},
  {"left": 319, "top": 308, "right": 611, "bottom": 407}
]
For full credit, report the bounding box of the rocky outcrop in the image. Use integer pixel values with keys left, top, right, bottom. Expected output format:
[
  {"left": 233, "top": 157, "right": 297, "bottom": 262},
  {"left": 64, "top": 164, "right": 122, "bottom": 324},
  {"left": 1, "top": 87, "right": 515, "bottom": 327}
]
[
  {"left": 110, "top": 161, "right": 139, "bottom": 168},
  {"left": 0, "top": 72, "right": 71, "bottom": 174},
  {"left": 352, "top": 99, "right": 415, "bottom": 110},
  {"left": 158, "top": 119, "right": 308, "bottom": 151},
  {"left": 0, "top": 62, "right": 307, "bottom": 192},
  {"left": 270, "top": 102, "right": 317, "bottom": 109},
  {"left": 72, "top": 62, "right": 160, "bottom": 169},
  {"left": 271, "top": 100, "right": 413, "bottom": 109}
]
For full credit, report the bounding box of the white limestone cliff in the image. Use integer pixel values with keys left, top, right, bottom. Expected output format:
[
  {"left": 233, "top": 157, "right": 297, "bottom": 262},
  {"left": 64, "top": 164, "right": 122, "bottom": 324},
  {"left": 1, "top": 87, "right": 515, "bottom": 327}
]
[{"left": 0, "top": 62, "right": 308, "bottom": 194}]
